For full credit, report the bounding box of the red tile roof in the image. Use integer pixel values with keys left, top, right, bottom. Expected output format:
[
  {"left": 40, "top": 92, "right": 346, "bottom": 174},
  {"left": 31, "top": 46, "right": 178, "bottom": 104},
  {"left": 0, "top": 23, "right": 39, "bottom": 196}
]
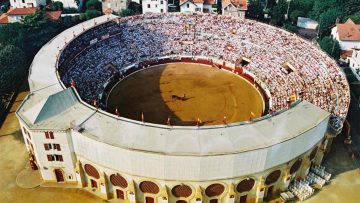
[
  {"left": 6, "top": 7, "right": 36, "bottom": 15},
  {"left": 0, "top": 13, "right": 9, "bottom": 24},
  {"left": 44, "top": 11, "right": 62, "bottom": 21},
  {"left": 222, "top": 0, "right": 248, "bottom": 10},
  {"left": 340, "top": 50, "right": 353, "bottom": 59},
  {"left": 336, "top": 18, "right": 360, "bottom": 41},
  {"left": 180, "top": 0, "right": 215, "bottom": 5}
]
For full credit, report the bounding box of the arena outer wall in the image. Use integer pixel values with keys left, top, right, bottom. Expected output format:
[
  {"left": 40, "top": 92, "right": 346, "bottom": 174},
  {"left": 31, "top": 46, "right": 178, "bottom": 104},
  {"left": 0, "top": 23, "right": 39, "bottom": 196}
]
[{"left": 16, "top": 14, "right": 347, "bottom": 203}]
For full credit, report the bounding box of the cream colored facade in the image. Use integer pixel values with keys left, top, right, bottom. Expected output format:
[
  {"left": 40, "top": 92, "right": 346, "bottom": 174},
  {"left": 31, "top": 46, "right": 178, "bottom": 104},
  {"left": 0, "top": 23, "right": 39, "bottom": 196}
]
[{"left": 16, "top": 14, "right": 346, "bottom": 202}]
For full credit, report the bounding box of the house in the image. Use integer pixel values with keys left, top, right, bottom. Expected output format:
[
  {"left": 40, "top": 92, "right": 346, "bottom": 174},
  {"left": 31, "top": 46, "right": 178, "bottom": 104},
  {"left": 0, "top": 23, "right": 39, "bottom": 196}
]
[
  {"left": 142, "top": 0, "right": 168, "bottom": 13},
  {"left": 0, "top": 7, "right": 36, "bottom": 24},
  {"left": 349, "top": 48, "right": 360, "bottom": 70},
  {"left": 331, "top": 18, "right": 360, "bottom": 51},
  {"left": 222, "top": 0, "right": 247, "bottom": 19},
  {"left": 102, "top": 0, "right": 131, "bottom": 14},
  {"left": 297, "top": 17, "right": 318, "bottom": 30},
  {"left": 55, "top": 0, "right": 78, "bottom": 8},
  {"left": 9, "top": 0, "right": 46, "bottom": 8},
  {"left": 179, "top": 0, "right": 216, "bottom": 13},
  {"left": 0, "top": 8, "right": 62, "bottom": 24}
]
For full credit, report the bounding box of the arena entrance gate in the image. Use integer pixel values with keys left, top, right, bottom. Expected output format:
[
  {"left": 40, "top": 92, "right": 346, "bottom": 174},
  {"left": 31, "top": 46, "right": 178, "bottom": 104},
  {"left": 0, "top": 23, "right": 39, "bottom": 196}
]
[{"left": 54, "top": 169, "right": 64, "bottom": 182}]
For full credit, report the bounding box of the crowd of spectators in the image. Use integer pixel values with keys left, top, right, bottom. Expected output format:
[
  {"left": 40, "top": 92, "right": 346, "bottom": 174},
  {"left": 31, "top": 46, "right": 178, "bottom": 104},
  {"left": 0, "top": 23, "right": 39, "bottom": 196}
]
[{"left": 59, "top": 13, "right": 350, "bottom": 126}]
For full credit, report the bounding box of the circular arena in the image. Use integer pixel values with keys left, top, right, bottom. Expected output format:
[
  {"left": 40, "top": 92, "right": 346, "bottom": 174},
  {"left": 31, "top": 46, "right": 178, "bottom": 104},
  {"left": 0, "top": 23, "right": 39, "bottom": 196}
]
[{"left": 17, "top": 13, "right": 350, "bottom": 203}]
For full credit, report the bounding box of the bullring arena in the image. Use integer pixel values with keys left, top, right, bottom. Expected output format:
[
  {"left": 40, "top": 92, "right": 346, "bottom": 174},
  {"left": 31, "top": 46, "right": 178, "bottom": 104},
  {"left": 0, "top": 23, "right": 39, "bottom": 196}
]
[{"left": 16, "top": 13, "right": 350, "bottom": 203}]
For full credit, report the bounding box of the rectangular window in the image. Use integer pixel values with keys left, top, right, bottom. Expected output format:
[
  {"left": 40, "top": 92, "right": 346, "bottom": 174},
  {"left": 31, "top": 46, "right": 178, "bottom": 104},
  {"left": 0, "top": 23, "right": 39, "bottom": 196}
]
[
  {"left": 49, "top": 132, "right": 54, "bottom": 139},
  {"left": 44, "top": 143, "right": 49, "bottom": 150},
  {"left": 47, "top": 155, "right": 54, "bottom": 161},
  {"left": 22, "top": 0, "right": 25, "bottom": 3},
  {"left": 187, "top": 3, "right": 189, "bottom": 8},
  {"left": 147, "top": 4, "right": 150, "bottom": 8},
  {"left": 55, "top": 154, "right": 63, "bottom": 162},
  {"left": 160, "top": 0, "right": 163, "bottom": 4},
  {"left": 161, "top": 9, "right": 163, "bottom": 13},
  {"left": 45, "top": 131, "right": 49, "bottom": 139},
  {"left": 53, "top": 144, "right": 61, "bottom": 151}
]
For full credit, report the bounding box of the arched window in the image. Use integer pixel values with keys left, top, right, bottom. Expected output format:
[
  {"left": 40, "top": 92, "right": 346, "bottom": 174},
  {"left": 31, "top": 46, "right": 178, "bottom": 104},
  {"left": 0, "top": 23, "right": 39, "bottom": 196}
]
[
  {"left": 110, "top": 174, "right": 128, "bottom": 188},
  {"left": 236, "top": 178, "right": 255, "bottom": 193},
  {"left": 84, "top": 164, "right": 100, "bottom": 179},
  {"left": 265, "top": 170, "right": 281, "bottom": 185},
  {"left": 140, "top": 181, "right": 159, "bottom": 194},
  {"left": 205, "top": 183, "right": 225, "bottom": 197},
  {"left": 290, "top": 159, "right": 302, "bottom": 175},
  {"left": 172, "top": 184, "right": 192, "bottom": 198},
  {"left": 309, "top": 146, "right": 318, "bottom": 161}
]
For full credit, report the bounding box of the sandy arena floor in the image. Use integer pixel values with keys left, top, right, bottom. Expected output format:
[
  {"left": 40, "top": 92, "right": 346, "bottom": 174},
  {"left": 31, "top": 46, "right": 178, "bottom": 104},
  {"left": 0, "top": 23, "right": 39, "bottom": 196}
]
[{"left": 107, "top": 63, "right": 264, "bottom": 126}]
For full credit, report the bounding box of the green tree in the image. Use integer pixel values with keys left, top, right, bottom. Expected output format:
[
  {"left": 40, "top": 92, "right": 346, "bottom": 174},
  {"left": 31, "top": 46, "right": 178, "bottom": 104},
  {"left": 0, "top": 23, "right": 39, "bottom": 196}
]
[
  {"left": 342, "top": 0, "right": 360, "bottom": 17},
  {"left": 128, "top": 2, "right": 142, "bottom": 15},
  {"left": 270, "top": 0, "right": 288, "bottom": 26},
  {"left": 86, "top": 0, "right": 102, "bottom": 11},
  {"left": 246, "top": 0, "right": 264, "bottom": 20},
  {"left": 0, "top": 23, "right": 25, "bottom": 49},
  {"left": 290, "top": 0, "right": 313, "bottom": 17},
  {"left": 289, "top": 10, "right": 305, "bottom": 23},
  {"left": 52, "top": 1, "right": 64, "bottom": 11},
  {"left": 85, "top": 9, "right": 99, "bottom": 20},
  {"left": 318, "top": 8, "right": 342, "bottom": 38},
  {"left": 344, "top": 11, "right": 360, "bottom": 24},
  {"left": 309, "top": 0, "right": 339, "bottom": 21},
  {"left": 318, "top": 37, "right": 341, "bottom": 59},
  {"left": 119, "top": 9, "right": 134, "bottom": 17},
  {"left": 0, "top": 45, "right": 26, "bottom": 95}
]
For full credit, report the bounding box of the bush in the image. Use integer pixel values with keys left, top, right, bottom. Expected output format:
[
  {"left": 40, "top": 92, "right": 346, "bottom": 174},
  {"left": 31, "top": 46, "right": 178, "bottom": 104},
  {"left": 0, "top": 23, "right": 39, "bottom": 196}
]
[
  {"left": 284, "top": 22, "right": 299, "bottom": 33},
  {"left": 52, "top": 1, "right": 63, "bottom": 11},
  {"left": 86, "top": 0, "right": 102, "bottom": 11},
  {"left": 318, "top": 37, "right": 341, "bottom": 59},
  {"left": 85, "top": 10, "right": 99, "bottom": 20}
]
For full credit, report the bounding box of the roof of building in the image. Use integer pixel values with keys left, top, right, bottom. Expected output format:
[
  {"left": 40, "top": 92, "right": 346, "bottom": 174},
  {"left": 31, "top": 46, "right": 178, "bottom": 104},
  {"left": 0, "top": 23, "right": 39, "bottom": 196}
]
[
  {"left": 44, "top": 11, "right": 62, "bottom": 21},
  {"left": 6, "top": 7, "right": 36, "bottom": 15},
  {"left": 340, "top": 50, "right": 353, "bottom": 59},
  {"left": 0, "top": 13, "right": 8, "bottom": 24},
  {"left": 335, "top": 18, "right": 360, "bottom": 41},
  {"left": 222, "top": 0, "right": 248, "bottom": 10},
  {"left": 180, "top": 0, "right": 215, "bottom": 6}
]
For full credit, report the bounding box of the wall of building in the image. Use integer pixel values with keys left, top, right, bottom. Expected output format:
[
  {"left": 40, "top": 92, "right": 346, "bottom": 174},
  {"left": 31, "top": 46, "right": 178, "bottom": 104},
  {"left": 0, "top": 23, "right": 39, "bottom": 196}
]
[
  {"left": 102, "top": 0, "right": 130, "bottom": 14},
  {"left": 19, "top": 122, "right": 78, "bottom": 185},
  {"left": 74, "top": 140, "right": 326, "bottom": 202},
  {"left": 9, "top": 0, "right": 44, "bottom": 8},
  {"left": 349, "top": 50, "right": 360, "bottom": 69},
  {"left": 180, "top": 2, "right": 203, "bottom": 13},
  {"left": 142, "top": 0, "right": 168, "bottom": 13}
]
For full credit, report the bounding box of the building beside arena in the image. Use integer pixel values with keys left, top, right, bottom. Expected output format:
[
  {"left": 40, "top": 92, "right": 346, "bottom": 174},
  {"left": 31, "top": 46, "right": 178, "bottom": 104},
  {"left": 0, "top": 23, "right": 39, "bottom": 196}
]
[{"left": 16, "top": 13, "right": 350, "bottom": 203}]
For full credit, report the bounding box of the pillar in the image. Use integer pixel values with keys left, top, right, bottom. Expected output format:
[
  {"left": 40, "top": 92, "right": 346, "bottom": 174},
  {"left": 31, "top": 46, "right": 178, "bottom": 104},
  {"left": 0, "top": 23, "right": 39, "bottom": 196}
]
[
  {"left": 228, "top": 184, "right": 236, "bottom": 203},
  {"left": 127, "top": 181, "right": 136, "bottom": 203},
  {"left": 255, "top": 178, "right": 265, "bottom": 203}
]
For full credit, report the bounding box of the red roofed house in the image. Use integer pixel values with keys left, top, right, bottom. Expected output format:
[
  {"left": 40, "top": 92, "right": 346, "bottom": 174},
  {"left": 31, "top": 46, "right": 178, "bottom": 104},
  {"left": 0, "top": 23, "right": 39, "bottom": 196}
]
[
  {"left": 331, "top": 18, "right": 360, "bottom": 51},
  {"left": 222, "top": 0, "right": 247, "bottom": 19},
  {"left": 0, "top": 8, "right": 62, "bottom": 24},
  {"left": 0, "top": 7, "right": 36, "bottom": 24},
  {"left": 180, "top": 0, "right": 217, "bottom": 13}
]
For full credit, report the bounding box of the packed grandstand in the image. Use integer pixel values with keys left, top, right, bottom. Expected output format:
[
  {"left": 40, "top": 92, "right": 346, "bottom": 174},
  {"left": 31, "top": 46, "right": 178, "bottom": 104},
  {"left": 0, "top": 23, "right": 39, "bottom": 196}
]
[{"left": 58, "top": 13, "right": 350, "bottom": 128}]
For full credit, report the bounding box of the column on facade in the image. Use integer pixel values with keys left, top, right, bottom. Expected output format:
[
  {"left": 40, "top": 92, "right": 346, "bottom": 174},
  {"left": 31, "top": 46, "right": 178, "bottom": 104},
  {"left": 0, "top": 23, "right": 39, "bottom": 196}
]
[
  {"left": 228, "top": 184, "right": 236, "bottom": 203},
  {"left": 160, "top": 186, "right": 168, "bottom": 203},
  {"left": 127, "top": 181, "right": 136, "bottom": 203},
  {"left": 99, "top": 172, "right": 109, "bottom": 200},
  {"left": 75, "top": 160, "right": 85, "bottom": 187},
  {"left": 195, "top": 186, "right": 202, "bottom": 203},
  {"left": 254, "top": 178, "right": 266, "bottom": 203}
]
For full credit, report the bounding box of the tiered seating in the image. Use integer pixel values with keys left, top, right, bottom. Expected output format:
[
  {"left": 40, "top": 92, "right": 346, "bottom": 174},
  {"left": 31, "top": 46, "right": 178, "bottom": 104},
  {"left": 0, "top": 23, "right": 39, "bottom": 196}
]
[
  {"left": 289, "top": 180, "right": 315, "bottom": 201},
  {"left": 58, "top": 13, "right": 350, "bottom": 122},
  {"left": 306, "top": 172, "right": 326, "bottom": 188},
  {"left": 311, "top": 165, "right": 332, "bottom": 181}
]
